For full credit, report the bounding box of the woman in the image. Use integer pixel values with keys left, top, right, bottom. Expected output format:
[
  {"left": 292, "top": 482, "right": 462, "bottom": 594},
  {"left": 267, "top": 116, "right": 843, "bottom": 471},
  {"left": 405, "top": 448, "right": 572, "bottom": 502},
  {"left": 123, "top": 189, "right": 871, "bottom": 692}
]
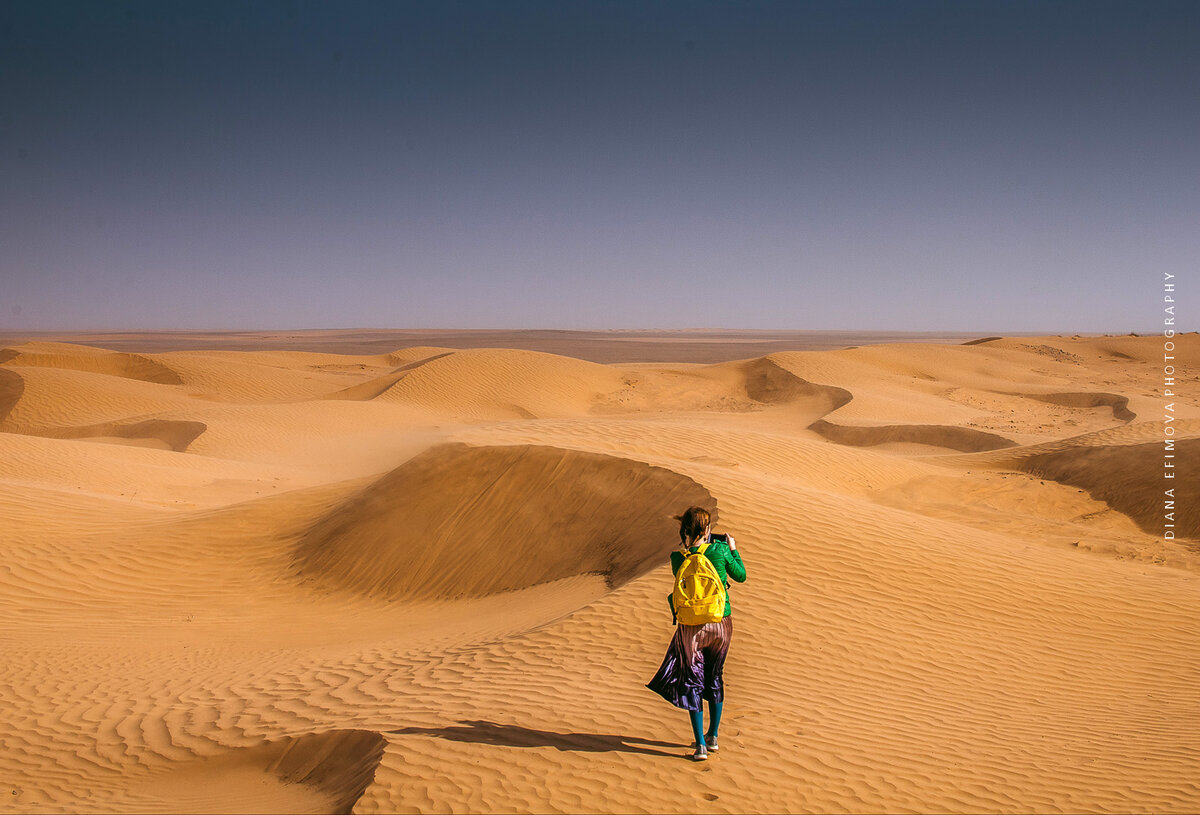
[{"left": 646, "top": 506, "right": 747, "bottom": 761}]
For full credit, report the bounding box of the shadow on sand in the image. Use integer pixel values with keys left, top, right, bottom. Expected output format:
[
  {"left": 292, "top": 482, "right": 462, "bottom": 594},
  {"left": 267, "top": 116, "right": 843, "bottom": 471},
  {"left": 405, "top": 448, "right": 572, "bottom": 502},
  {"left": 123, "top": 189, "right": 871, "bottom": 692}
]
[{"left": 388, "top": 720, "right": 685, "bottom": 759}]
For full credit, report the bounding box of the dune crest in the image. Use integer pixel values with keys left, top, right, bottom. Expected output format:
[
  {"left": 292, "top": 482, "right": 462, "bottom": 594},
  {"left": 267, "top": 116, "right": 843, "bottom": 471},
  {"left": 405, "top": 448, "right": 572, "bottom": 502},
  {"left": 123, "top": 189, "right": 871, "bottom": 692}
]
[
  {"left": 318, "top": 351, "right": 456, "bottom": 402},
  {"left": 1, "top": 342, "right": 183, "bottom": 384},
  {"left": 367, "top": 348, "right": 626, "bottom": 419}
]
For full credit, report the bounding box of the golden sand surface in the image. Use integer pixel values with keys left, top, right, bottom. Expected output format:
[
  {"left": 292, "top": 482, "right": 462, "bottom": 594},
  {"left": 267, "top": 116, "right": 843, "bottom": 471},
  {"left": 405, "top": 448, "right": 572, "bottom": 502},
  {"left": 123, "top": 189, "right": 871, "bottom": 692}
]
[{"left": 0, "top": 333, "right": 1197, "bottom": 813}]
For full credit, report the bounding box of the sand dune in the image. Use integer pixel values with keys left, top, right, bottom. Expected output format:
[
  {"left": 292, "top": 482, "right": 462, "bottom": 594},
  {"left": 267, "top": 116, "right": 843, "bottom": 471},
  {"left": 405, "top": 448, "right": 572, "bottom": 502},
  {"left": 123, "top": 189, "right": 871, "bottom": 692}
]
[
  {"left": 0, "top": 365, "right": 194, "bottom": 431},
  {"left": 367, "top": 348, "right": 626, "bottom": 420},
  {"left": 740, "top": 356, "right": 852, "bottom": 408},
  {"left": 0, "top": 333, "right": 1197, "bottom": 814},
  {"left": 0, "top": 342, "right": 184, "bottom": 384},
  {"left": 318, "top": 351, "right": 455, "bottom": 402},
  {"left": 1019, "top": 438, "right": 1198, "bottom": 539},
  {"left": 295, "top": 443, "right": 713, "bottom": 601},
  {"left": 161, "top": 351, "right": 372, "bottom": 403}
]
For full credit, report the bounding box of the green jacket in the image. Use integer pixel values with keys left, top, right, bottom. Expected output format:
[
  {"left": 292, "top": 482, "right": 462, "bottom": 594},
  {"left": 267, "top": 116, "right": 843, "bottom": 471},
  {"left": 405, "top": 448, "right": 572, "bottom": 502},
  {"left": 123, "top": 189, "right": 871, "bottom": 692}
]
[{"left": 668, "top": 538, "right": 747, "bottom": 620}]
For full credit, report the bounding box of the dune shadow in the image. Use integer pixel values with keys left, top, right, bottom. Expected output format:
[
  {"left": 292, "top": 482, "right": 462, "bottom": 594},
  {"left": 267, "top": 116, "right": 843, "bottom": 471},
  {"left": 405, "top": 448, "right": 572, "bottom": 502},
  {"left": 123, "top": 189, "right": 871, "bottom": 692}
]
[
  {"left": 114, "top": 728, "right": 386, "bottom": 815},
  {"left": 809, "top": 418, "right": 1016, "bottom": 452},
  {"left": 389, "top": 720, "right": 684, "bottom": 758},
  {"left": 1021, "top": 438, "right": 1198, "bottom": 540},
  {"left": 1023, "top": 391, "right": 1136, "bottom": 421},
  {"left": 0, "top": 368, "right": 23, "bottom": 423},
  {"left": 742, "top": 357, "right": 853, "bottom": 411}
]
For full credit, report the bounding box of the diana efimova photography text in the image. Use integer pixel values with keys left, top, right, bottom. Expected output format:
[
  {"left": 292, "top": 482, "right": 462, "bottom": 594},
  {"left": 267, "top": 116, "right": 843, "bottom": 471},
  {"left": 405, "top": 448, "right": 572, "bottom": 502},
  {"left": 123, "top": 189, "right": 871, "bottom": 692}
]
[{"left": 1163, "top": 272, "right": 1179, "bottom": 541}]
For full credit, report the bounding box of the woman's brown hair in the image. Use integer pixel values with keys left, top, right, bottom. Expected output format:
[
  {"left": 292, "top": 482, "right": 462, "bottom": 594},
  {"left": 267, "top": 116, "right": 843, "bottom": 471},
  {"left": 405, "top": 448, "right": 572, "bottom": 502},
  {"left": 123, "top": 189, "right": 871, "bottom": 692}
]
[{"left": 675, "top": 506, "right": 713, "bottom": 546}]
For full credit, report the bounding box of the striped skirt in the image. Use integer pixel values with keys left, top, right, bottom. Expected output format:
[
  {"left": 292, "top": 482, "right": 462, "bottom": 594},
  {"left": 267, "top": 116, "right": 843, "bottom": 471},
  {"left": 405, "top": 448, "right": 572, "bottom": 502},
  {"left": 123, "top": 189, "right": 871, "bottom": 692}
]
[{"left": 645, "top": 616, "right": 733, "bottom": 711}]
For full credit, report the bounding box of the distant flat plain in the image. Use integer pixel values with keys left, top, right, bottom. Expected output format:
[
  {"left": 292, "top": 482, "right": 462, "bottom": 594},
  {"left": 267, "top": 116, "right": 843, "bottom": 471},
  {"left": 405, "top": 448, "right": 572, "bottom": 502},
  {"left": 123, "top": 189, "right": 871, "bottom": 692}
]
[{"left": 0, "top": 328, "right": 1042, "bottom": 363}]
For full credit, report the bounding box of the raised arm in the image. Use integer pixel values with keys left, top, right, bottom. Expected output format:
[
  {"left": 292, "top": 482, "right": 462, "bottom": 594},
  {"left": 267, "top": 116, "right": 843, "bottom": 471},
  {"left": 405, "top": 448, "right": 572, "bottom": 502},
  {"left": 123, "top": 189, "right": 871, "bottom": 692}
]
[{"left": 724, "top": 536, "right": 747, "bottom": 583}]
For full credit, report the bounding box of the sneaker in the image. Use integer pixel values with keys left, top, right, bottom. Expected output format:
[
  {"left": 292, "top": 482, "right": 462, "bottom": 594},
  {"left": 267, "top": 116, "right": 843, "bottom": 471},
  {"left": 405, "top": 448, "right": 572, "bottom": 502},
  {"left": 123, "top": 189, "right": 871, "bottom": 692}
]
[
  {"left": 691, "top": 743, "right": 708, "bottom": 761},
  {"left": 705, "top": 735, "right": 719, "bottom": 752}
]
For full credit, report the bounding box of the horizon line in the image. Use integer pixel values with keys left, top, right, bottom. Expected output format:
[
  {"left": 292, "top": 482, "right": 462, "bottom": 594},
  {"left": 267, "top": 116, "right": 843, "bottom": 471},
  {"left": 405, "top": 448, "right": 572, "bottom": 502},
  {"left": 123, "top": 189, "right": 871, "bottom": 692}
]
[{"left": 0, "top": 326, "right": 1158, "bottom": 336}]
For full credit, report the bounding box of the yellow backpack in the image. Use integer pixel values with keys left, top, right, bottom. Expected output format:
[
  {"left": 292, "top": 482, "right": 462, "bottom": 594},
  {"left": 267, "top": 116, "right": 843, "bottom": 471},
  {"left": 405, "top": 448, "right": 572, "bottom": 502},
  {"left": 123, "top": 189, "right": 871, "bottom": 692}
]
[{"left": 672, "top": 543, "right": 728, "bottom": 625}]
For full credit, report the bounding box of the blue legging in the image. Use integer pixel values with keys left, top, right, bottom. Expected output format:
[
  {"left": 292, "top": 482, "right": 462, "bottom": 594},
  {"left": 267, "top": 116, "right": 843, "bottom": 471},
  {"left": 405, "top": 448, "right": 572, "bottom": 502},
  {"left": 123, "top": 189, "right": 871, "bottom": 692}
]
[{"left": 689, "top": 699, "right": 723, "bottom": 746}]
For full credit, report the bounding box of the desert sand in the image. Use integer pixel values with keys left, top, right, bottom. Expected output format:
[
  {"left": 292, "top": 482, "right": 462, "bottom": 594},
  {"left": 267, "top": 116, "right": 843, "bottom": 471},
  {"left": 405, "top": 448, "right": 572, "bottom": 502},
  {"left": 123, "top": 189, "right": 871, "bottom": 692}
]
[{"left": 0, "top": 332, "right": 1197, "bottom": 814}]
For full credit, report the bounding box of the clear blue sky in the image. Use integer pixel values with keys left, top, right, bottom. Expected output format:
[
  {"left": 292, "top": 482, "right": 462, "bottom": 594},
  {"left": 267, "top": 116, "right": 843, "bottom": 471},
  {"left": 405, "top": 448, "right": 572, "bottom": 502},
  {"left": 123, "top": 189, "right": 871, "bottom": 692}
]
[{"left": 1, "top": 1, "right": 1195, "bottom": 331}]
